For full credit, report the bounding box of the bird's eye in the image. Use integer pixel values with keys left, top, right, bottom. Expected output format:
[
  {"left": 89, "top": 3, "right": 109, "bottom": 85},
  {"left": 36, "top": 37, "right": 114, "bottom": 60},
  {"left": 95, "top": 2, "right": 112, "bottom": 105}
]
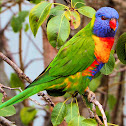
[{"left": 101, "top": 16, "right": 107, "bottom": 20}]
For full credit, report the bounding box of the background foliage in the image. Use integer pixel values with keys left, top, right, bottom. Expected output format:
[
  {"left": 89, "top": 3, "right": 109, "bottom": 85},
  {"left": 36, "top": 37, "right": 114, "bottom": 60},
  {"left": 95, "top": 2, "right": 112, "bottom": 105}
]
[{"left": 0, "top": 0, "right": 126, "bottom": 126}]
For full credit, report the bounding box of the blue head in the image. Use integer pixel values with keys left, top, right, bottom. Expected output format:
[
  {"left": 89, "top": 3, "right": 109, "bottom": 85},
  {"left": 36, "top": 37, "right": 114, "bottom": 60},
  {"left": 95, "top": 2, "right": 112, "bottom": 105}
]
[{"left": 93, "top": 7, "right": 119, "bottom": 37}]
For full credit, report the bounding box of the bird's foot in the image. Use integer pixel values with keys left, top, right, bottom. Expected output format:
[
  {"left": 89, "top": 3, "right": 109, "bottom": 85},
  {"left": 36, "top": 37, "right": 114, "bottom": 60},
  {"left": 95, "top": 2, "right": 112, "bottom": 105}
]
[
  {"left": 85, "top": 90, "right": 96, "bottom": 103},
  {"left": 84, "top": 87, "right": 107, "bottom": 126},
  {"left": 84, "top": 87, "right": 96, "bottom": 103}
]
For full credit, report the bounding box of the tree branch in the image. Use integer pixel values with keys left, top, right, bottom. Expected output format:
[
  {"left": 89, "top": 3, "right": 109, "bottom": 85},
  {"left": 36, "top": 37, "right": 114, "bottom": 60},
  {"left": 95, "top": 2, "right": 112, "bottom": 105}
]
[
  {"left": 85, "top": 89, "right": 107, "bottom": 126},
  {"left": 0, "top": 83, "right": 22, "bottom": 102},
  {"left": 38, "top": 92, "right": 55, "bottom": 107},
  {"left": 25, "top": 33, "right": 43, "bottom": 55},
  {"left": 24, "top": 58, "right": 43, "bottom": 69},
  {"left": 0, "top": 52, "right": 54, "bottom": 106},
  {"left": 0, "top": 52, "right": 31, "bottom": 83},
  {"left": 0, "top": 2, "right": 17, "bottom": 14},
  {"left": 0, "top": 116, "right": 16, "bottom": 126}
]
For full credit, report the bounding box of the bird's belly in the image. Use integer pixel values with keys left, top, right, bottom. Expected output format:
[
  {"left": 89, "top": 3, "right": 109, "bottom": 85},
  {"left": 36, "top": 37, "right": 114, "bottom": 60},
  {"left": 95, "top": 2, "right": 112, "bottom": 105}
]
[{"left": 47, "top": 59, "right": 104, "bottom": 94}]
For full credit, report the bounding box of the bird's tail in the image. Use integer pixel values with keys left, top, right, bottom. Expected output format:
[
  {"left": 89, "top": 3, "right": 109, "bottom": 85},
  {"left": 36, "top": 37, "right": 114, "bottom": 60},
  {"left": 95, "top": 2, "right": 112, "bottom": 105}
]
[{"left": 0, "top": 84, "right": 45, "bottom": 109}]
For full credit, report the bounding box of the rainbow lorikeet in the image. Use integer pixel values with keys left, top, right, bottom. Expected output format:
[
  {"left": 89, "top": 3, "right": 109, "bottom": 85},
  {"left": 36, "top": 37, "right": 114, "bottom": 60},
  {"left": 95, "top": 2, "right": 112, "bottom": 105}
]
[{"left": 0, "top": 7, "right": 119, "bottom": 109}]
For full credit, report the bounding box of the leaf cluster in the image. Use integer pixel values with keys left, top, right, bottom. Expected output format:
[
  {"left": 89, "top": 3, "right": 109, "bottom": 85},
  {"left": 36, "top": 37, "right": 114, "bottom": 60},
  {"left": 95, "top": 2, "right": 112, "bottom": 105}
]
[
  {"left": 11, "top": 11, "right": 29, "bottom": 33},
  {"left": 29, "top": 0, "right": 96, "bottom": 48},
  {"left": 51, "top": 102, "right": 97, "bottom": 126}
]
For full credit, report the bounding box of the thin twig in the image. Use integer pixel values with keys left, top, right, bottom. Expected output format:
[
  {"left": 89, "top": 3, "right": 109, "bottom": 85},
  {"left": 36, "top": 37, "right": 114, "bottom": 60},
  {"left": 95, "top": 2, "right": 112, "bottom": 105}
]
[
  {"left": 0, "top": 16, "right": 12, "bottom": 33},
  {"left": 0, "top": 52, "right": 32, "bottom": 83},
  {"left": 85, "top": 88, "right": 107, "bottom": 126},
  {"left": 0, "top": 0, "right": 12, "bottom": 7},
  {"left": 18, "top": 2, "right": 24, "bottom": 72},
  {"left": 0, "top": 52, "right": 54, "bottom": 107},
  {"left": 0, "top": 52, "right": 54, "bottom": 106},
  {"left": 0, "top": 116, "right": 16, "bottom": 126},
  {"left": 24, "top": 58, "right": 43, "bottom": 69},
  {"left": 38, "top": 92, "right": 55, "bottom": 107},
  {"left": 25, "top": 33, "right": 43, "bottom": 55},
  {"left": 93, "top": 99, "right": 107, "bottom": 126},
  {"left": 109, "top": 66, "right": 126, "bottom": 77},
  {"left": 91, "top": 103, "right": 103, "bottom": 125},
  {"left": 0, "top": 82, "right": 49, "bottom": 107},
  {"left": 28, "top": 98, "right": 48, "bottom": 107},
  {"left": 0, "top": 2, "right": 17, "bottom": 13},
  {"left": 0, "top": 83, "right": 22, "bottom": 102},
  {"left": 87, "top": 107, "right": 95, "bottom": 118}
]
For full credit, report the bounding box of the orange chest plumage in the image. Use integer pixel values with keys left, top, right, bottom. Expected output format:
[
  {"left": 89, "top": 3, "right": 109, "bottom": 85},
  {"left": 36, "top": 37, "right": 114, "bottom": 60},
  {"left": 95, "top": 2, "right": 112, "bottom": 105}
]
[{"left": 92, "top": 35, "right": 114, "bottom": 63}]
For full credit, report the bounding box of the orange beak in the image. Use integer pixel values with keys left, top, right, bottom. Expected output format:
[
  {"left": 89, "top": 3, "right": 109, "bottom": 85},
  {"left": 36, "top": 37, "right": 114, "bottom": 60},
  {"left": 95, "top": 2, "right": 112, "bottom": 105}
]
[{"left": 109, "top": 18, "right": 117, "bottom": 31}]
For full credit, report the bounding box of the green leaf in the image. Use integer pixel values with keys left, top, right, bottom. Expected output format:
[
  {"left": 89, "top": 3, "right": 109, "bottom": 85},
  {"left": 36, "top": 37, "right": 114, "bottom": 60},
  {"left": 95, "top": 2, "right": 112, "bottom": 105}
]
[
  {"left": 78, "top": 6, "right": 96, "bottom": 18},
  {"left": 68, "top": 116, "right": 85, "bottom": 126},
  {"left": 47, "top": 15, "right": 70, "bottom": 48},
  {"left": 10, "top": 73, "right": 24, "bottom": 90},
  {"left": 65, "top": 10, "right": 80, "bottom": 29},
  {"left": 65, "top": 103, "right": 79, "bottom": 123},
  {"left": 89, "top": 75, "right": 102, "bottom": 92},
  {"left": 51, "top": 102, "right": 67, "bottom": 126},
  {"left": 28, "top": 0, "right": 44, "bottom": 4},
  {"left": 11, "top": 16, "right": 22, "bottom": 32},
  {"left": 100, "top": 52, "right": 115, "bottom": 75},
  {"left": 116, "top": 32, "right": 126, "bottom": 64},
  {"left": 82, "top": 119, "right": 97, "bottom": 126},
  {"left": 72, "top": 0, "right": 85, "bottom": 8},
  {"left": 20, "top": 107, "right": 37, "bottom": 125},
  {"left": 11, "top": 11, "right": 29, "bottom": 33},
  {"left": 24, "top": 23, "right": 29, "bottom": 32},
  {"left": 0, "top": 93, "right": 16, "bottom": 116},
  {"left": 49, "top": 5, "right": 66, "bottom": 16},
  {"left": 47, "top": 5, "right": 66, "bottom": 25},
  {"left": 29, "top": 1, "right": 52, "bottom": 36},
  {"left": 108, "top": 94, "right": 116, "bottom": 111},
  {"left": 18, "top": 11, "right": 29, "bottom": 22}
]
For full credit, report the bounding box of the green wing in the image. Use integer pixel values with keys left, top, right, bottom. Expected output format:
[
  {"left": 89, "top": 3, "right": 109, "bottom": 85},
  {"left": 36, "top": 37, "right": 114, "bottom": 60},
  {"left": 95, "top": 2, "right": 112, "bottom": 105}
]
[
  {"left": 48, "top": 22, "right": 95, "bottom": 76},
  {"left": 27, "top": 22, "right": 95, "bottom": 88}
]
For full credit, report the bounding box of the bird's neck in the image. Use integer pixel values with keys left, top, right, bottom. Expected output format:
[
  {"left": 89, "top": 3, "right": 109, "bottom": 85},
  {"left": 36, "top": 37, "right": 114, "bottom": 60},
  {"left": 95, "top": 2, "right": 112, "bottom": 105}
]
[{"left": 92, "top": 35, "right": 114, "bottom": 63}]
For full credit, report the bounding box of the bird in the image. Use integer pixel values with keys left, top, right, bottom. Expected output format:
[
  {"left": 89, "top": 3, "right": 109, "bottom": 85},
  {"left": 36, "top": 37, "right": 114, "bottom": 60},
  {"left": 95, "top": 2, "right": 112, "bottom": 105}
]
[{"left": 0, "top": 7, "right": 119, "bottom": 109}]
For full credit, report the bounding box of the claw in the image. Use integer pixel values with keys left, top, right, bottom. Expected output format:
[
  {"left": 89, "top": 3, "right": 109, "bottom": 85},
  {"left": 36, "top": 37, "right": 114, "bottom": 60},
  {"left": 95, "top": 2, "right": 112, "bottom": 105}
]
[
  {"left": 87, "top": 91, "right": 96, "bottom": 103},
  {"left": 84, "top": 87, "right": 96, "bottom": 103}
]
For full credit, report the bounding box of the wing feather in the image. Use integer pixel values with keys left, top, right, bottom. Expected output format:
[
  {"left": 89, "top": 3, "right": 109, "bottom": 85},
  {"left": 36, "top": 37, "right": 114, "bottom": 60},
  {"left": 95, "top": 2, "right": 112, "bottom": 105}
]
[
  {"left": 27, "top": 22, "right": 95, "bottom": 88},
  {"left": 48, "top": 22, "right": 95, "bottom": 76}
]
